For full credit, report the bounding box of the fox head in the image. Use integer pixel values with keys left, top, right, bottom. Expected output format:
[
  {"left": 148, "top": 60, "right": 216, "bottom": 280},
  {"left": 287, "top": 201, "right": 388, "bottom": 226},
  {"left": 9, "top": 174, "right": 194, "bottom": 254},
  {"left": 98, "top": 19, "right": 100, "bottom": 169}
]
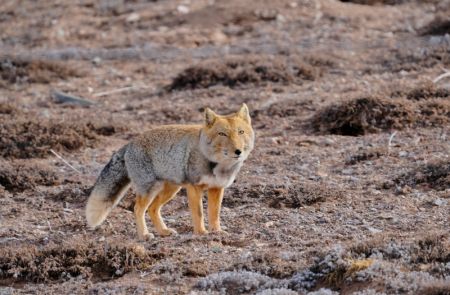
[{"left": 200, "top": 104, "right": 255, "bottom": 165}]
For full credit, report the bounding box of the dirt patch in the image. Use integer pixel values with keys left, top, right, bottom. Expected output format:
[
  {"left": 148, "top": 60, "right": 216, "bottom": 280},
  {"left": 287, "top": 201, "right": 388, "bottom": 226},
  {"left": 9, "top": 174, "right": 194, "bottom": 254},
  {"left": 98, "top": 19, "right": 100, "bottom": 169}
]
[
  {"left": 226, "top": 182, "right": 339, "bottom": 209},
  {"left": 0, "top": 58, "right": 80, "bottom": 86},
  {"left": 0, "top": 242, "right": 160, "bottom": 283},
  {"left": 391, "top": 160, "right": 450, "bottom": 191},
  {"left": 0, "top": 117, "right": 97, "bottom": 159},
  {"left": 310, "top": 97, "right": 414, "bottom": 136},
  {"left": 168, "top": 55, "right": 321, "bottom": 91},
  {"left": 0, "top": 161, "right": 59, "bottom": 193}
]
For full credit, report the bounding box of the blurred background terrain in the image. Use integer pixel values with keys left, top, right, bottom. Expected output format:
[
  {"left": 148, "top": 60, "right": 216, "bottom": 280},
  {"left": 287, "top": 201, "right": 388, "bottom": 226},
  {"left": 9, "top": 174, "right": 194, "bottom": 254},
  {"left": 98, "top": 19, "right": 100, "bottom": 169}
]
[{"left": 0, "top": 0, "right": 449, "bottom": 294}]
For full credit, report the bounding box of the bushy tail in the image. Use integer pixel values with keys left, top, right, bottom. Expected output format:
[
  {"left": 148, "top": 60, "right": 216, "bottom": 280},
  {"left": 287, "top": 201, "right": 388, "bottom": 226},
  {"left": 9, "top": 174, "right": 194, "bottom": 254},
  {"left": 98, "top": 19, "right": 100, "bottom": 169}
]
[{"left": 86, "top": 145, "right": 130, "bottom": 228}]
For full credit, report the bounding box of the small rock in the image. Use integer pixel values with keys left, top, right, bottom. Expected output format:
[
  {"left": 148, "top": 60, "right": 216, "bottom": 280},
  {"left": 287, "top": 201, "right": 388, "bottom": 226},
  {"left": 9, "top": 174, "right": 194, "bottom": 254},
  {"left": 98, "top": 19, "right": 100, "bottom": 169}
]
[
  {"left": 276, "top": 14, "right": 286, "bottom": 23},
  {"left": 322, "top": 138, "right": 335, "bottom": 146},
  {"left": 126, "top": 12, "right": 140, "bottom": 23},
  {"left": 399, "top": 151, "right": 408, "bottom": 157},
  {"left": 92, "top": 56, "right": 102, "bottom": 65},
  {"left": 367, "top": 226, "right": 382, "bottom": 234},
  {"left": 177, "top": 5, "right": 190, "bottom": 14},
  {"left": 210, "top": 30, "right": 228, "bottom": 44},
  {"left": 341, "top": 169, "right": 353, "bottom": 175},
  {"left": 433, "top": 198, "right": 447, "bottom": 206},
  {"left": 265, "top": 221, "right": 274, "bottom": 227},
  {"left": 99, "top": 236, "right": 105, "bottom": 242}
]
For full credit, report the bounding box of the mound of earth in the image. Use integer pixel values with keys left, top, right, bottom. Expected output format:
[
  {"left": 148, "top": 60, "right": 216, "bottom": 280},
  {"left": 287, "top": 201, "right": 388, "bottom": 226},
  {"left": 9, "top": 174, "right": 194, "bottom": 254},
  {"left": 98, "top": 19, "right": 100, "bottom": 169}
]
[
  {"left": 0, "top": 161, "right": 59, "bottom": 193},
  {"left": 310, "top": 97, "right": 414, "bottom": 136},
  {"left": 168, "top": 55, "right": 322, "bottom": 90},
  {"left": 0, "top": 58, "right": 80, "bottom": 86},
  {"left": 0, "top": 242, "right": 159, "bottom": 283}
]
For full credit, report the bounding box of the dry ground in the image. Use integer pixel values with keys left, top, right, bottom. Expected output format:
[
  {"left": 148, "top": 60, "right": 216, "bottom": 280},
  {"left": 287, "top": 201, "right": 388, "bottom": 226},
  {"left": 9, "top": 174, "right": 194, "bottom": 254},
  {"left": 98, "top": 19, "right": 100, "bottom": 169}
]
[{"left": 0, "top": 0, "right": 449, "bottom": 294}]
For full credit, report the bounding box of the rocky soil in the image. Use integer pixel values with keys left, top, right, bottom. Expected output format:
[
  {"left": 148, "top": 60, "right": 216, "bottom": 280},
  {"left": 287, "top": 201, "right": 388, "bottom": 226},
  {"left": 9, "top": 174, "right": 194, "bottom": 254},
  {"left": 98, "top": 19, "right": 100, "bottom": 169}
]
[{"left": 0, "top": 0, "right": 449, "bottom": 294}]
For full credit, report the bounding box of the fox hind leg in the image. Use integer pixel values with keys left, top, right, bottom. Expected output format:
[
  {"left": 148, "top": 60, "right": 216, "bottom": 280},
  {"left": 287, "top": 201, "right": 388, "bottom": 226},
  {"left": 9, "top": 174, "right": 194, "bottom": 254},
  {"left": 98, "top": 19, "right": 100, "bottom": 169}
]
[
  {"left": 148, "top": 182, "right": 181, "bottom": 236},
  {"left": 134, "top": 182, "right": 163, "bottom": 240}
]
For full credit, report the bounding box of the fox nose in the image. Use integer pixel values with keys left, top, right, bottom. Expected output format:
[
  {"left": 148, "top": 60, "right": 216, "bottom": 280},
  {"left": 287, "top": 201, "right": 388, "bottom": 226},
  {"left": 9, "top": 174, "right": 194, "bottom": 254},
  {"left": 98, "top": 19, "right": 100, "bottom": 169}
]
[{"left": 235, "top": 149, "right": 242, "bottom": 156}]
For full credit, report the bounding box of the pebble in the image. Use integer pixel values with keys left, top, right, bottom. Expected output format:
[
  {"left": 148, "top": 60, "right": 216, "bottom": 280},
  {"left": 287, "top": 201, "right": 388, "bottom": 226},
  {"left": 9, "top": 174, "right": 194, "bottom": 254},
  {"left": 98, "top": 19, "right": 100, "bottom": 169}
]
[
  {"left": 177, "top": 5, "right": 190, "bottom": 14},
  {"left": 367, "top": 226, "right": 382, "bottom": 234},
  {"left": 399, "top": 151, "right": 408, "bottom": 157},
  {"left": 433, "top": 198, "right": 447, "bottom": 206},
  {"left": 92, "top": 56, "right": 102, "bottom": 65},
  {"left": 341, "top": 169, "right": 354, "bottom": 175},
  {"left": 126, "top": 13, "right": 140, "bottom": 23}
]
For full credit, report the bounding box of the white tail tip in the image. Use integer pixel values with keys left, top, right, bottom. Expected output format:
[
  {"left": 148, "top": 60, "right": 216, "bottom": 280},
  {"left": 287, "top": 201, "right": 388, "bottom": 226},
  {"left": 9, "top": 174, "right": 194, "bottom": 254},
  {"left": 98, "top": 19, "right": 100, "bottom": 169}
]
[{"left": 85, "top": 193, "right": 112, "bottom": 228}]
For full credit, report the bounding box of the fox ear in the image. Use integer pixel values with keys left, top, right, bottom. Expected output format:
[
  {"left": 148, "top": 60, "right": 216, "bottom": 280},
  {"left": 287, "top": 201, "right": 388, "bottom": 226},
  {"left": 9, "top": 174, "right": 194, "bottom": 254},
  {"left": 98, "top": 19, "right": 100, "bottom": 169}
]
[
  {"left": 204, "top": 108, "right": 217, "bottom": 127},
  {"left": 237, "top": 103, "right": 251, "bottom": 124}
]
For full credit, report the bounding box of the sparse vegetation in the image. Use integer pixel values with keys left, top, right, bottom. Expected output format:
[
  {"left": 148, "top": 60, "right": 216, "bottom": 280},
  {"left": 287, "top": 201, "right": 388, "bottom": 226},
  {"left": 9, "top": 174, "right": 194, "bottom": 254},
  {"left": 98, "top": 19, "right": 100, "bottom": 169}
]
[{"left": 0, "top": 0, "right": 448, "bottom": 294}]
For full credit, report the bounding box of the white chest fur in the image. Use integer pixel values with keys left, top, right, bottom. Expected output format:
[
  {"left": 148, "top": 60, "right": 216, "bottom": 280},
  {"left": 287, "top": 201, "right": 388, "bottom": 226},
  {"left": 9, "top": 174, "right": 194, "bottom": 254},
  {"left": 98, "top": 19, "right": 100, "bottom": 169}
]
[{"left": 198, "top": 162, "right": 242, "bottom": 188}]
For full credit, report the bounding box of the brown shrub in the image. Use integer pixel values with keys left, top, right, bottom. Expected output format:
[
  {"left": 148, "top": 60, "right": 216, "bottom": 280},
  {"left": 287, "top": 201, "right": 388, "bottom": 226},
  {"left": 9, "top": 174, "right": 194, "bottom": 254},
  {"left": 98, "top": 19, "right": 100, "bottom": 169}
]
[
  {"left": 419, "top": 15, "right": 450, "bottom": 36},
  {"left": 168, "top": 55, "right": 322, "bottom": 90},
  {"left": 410, "top": 234, "right": 450, "bottom": 264},
  {"left": 394, "top": 84, "right": 450, "bottom": 101},
  {"left": 345, "top": 147, "right": 385, "bottom": 165},
  {"left": 0, "top": 118, "right": 97, "bottom": 158},
  {"left": 0, "top": 161, "right": 59, "bottom": 193},
  {"left": 384, "top": 46, "right": 450, "bottom": 72},
  {"left": 417, "top": 100, "right": 450, "bottom": 127},
  {"left": 0, "top": 242, "right": 161, "bottom": 283},
  {"left": 393, "top": 160, "right": 450, "bottom": 191},
  {"left": 0, "top": 58, "right": 80, "bottom": 85},
  {"left": 310, "top": 97, "right": 415, "bottom": 136}
]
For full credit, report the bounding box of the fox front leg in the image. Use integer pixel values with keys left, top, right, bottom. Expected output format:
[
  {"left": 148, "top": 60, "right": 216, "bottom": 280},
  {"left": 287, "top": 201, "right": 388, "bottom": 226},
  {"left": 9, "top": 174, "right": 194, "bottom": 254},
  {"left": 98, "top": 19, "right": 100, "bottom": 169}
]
[
  {"left": 207, "top": 187, "right": 225, "bottom": 233},
  {"left": 186, "top": 185, "right": 208, "bottom": 235}
]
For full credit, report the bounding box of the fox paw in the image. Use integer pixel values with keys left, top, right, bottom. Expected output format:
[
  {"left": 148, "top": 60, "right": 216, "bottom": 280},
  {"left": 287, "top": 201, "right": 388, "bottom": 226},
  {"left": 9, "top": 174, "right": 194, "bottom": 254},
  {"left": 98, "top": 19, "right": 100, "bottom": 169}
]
[
  {"left": 210, "top": 229, "right": 228, "bottom": 235},
  {"left": 139, "top": 232, "right": 154, "bottom": 241},
  {"left": 194, "top": 228, "right": 209, "bottom": 235},
  {"left": 158, "top": 228, "right": 178, "bottom": 236}
]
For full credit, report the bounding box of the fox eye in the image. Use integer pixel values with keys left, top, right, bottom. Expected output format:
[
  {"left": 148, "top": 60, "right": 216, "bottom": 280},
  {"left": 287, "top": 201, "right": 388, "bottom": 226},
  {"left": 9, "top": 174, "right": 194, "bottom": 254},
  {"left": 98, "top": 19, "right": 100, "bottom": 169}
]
[
  {"left": 218, "top": 132, "right": 227, "bottom": 137},
  {"left": 238, "top": 130, "right": 244, "bottom": 135}
]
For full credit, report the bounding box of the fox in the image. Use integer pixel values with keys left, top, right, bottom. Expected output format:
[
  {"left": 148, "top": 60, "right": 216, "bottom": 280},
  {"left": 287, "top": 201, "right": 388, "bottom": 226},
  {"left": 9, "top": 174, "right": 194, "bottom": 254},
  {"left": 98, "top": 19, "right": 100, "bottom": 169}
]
[{"left": 85, "top": 104, "right": 254, "bottom": 240}]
